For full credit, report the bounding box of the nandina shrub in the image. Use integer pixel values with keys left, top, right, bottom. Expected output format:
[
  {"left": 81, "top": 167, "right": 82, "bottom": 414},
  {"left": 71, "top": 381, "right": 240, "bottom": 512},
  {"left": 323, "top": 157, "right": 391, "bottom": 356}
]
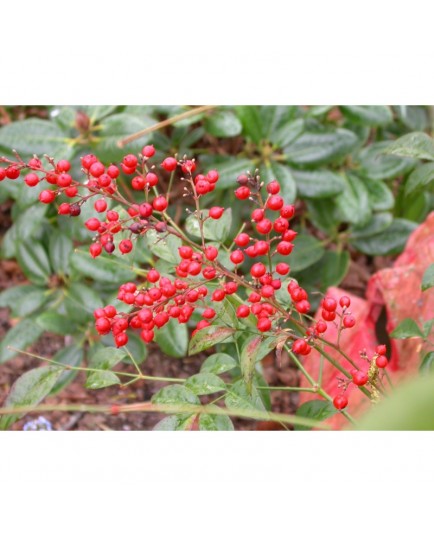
[{"left": 0, "top": 146, "right": 391, "bottom": 430}]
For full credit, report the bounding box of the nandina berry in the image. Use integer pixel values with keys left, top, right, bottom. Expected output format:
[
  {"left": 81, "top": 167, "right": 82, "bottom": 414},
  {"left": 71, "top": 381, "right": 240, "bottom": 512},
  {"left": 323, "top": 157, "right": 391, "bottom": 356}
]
[
  {"left": 236, "top": 305, "right": 250, "bottom": 318},
  {"left": 245, "top": 246, "right": 257, "bottom": 257},
  {"left": 58, "top": 203, "right": 71, "bottom": 215},
  {"left": 376, "top": 344, "right": 387, "bottom": 355},
  {"left": 153, "top": 196, "right": 168, "bottom": 211},
  {"left": 178, "top": 246, "right": 193, "bottom": 259},
  {"left": 280, "top": 205, "right": 295, "bottom": 219},
  {"left": 6, "top": 166, "right": 20, "bottom": 179},
  {"left": 203, "top": 266, "right": 217, "bottom": 279},
  {"left": 0, "top": 168, "right": 6, "bottom": 181},
  {"left": 39, "top": 190, "right": 56, "bottom": 203},
  {"left": 206, "top": 170, "right": 219, "bottom": 184},
  {"left": 107, "top": 210, "right": 119, "bottom": 222},
  {"left": 142, "top": 145, "right": 156, "bottom": 158},
  {"left": 376, "top": 355, "right": 388, "bottom": 368},
  {"left": 195, "top": 179, "right": 210, "bottom": 195},
  {"left": 321, "top": 309, "right": 336, "bottom": 321},
  {"left": 115, "top": 332, "right": 128, "bottom": 347},
  {"left": 205, "top": 246, "right": 218, "bottom": 261},
  {"left": 212, "top": 289, "right": 226, "bottom": 302},
  {"left": 251, "top": 262, "right": 266, "bottom": 278},
  {"left": 95, "top": 317, "right": 111, "bottom": 334},
  {"left": 123, "top": 154, "right": 138, "bottom": 169},
  {"left": 266, "top": 181, "right": 280, "bottom": 195},
  {"left": 276, "top": 262, "right": 290, "bottom": 275},
  {"left": 224, "top": 282, "right": 238, "bottom": 294},
  {"left": 296, "top": 300, "right": 310, "bottom": 314},
  {"left": 251, "top": 208, "right": 265, "bottom": 222},
  {"left": 57, "top": 173, "right": 72, "bottom": 187},
  {"left": 89, "top": 161, "right": 105, "bottom": 177},
  {"left": 315, "top": 320, "right": 327, "bottom": 334},
  {"left": 343, "top": 315, "right": 356, "bottom": 328},
  {"left": 209, "top": 206, "right": 224, "bottom": 219},
  {"left": 259, "top": 274, "right": 272, "bottom": 285},
  {"left": 45, "top": 173, "right": 58, "bottom": 185},
  {"left": 94, "top": 199, "right": 107, "bottom": 213},
  {"left": 154, "top": 312, "right": 169, "bottom": 328},
  {"left": 132, "top": 176, "right": 145, "bottom": 190},
  {"left": 230, "top": 250, "right": 245, "bottom": 264},
  {"left": 276, "top": 241, "right": 294, "bottom": 255},
  {"left": 196, "top": 320, "right": 211, "bottom": 331},
  {"left": 333, "top": 394, "right": 348, "bottom": 410},
  {"left": 70, "top": 204, "right": 81, "bottom": 217},
  {"left": 139, "top": 202, "right": 153, "bottom": 218},
  {"left": 257, "top": 317, "right": 272, "bottom": 332},
  {"left": 251, "top": 303, "right": 263, "bottom": 316},
  {"left": 271, "top": 279, "right": 281, "bottom": 290},
  {"left": 147, "top": 269, "right": 160, "bottom": 283},
  {"left": 292, "top": 339, "right": 308, "bottom": 354},
  {"left": 339, "top": 295, "right": 351, "bottom": 308},
  {"left": 85, "top": 218, "right": 101, "bottom": 231},
  {"left": 273, "top": 217, "right": 289, "bottom": 233},
  {"left": 28, "top": 158, "right": 42, "bottom": 169},
  {"left": 234, "top": 233, "right": 250, "bottom": 247},
  {"left": 237, "top": 173, "right": 249, "bottom": 185},
  {"left": 65, "top": 186, "right": 78, "bottom": 198},
  {"left": 24, "top": 173, "right": 39, "bottom": 187},
  {"left": 107, "top": 164, "right": 120, "bottom": 179},
  {"left": 282, "top": 229, "right": 298, "bottom": 242},
  {"left": 143, "top": 172, "right": 157, "bottom": 187},
  {"left": 248, "top": 292, "right": 261, "bottom": 303},
  {"left": 104, "top": 305, "right": 117, "bottom": 318},
  {"left": 256, "top": 219, "right": 272, "bottom": 234},
  {"left": 103, "top": 242, "right": 115, "bottom": 255},
  {"left": 351, "top": 370, "right": 369, "bottom": 386},
  {"left": 254, "top": 241, "right": 269, "bottom": 255},
  {"left": 119, "top": 239, "right": 133, "bottom": 254},
  {"left": 322, "top": 297, "right": 337, "bottom": 312},
  {"left": 261, "top": 285, "right": 275, "bottom": 298},
  {"left": 121, "top": 163, "right": 136, "bottom": 175},
  {"left": 98, "top": 174, "right": 112, "bottom": 188},
  {"left": 182, "top": 160, "right": 196, "bottom": 174},
  {"left": 56, "top": 159, "right": 71, "bottom": 173},
  {"left": 235, "top": 186, "right": 250, "bottom": 200},
  {"left": 141, "top": 329, "right": 155, "bottom": 343},
  {"left": 82, "top": 154, "right": 98, "bottom": 170},
  {"left": 202, "top": 308, "right": 216, "bottom": 320},
  {"left": 161, "top": 157, "right": 177, "bottom": 172},
  {"left": 186, "top": 289, "right": 199, "bottom": 303},
  {"left": 188, "top": 261, "right": 202, "bottom": 275},
  {"left": 266, "top": 195, "right": 284, "bottom": 211}
]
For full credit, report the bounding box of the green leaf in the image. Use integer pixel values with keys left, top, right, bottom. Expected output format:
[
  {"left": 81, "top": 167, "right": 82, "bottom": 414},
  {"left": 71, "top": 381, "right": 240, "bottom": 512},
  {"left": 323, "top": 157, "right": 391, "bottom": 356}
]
[
  {"left": 284, "top": 128, "right": 358, "bottom": 167},
  {"left": 0, "top": 319, "right": 44, "bottom": 364},
  {"left": 225, "top": 379, "right": 266, "bottom": 413},
  {"left": 189, "top": 325, "right": 235, "bottom": 355},
  {"left": 16, "top": 241, "right": 51, "bottom": 285},
  {"left": 350, "top": 218, "right": 417, "bottom": 256},
  {"left": 335, "top": 172, "right": 371, "bottom": 226},
  {"left": 79, "top": 105, "right": 117, "bottom": 123},
  {"left": 36, "top": 312, "right": 76, "bottom": 336},
  {"left": 152, "top": 384, "right": 200, "bottom": 406},
  {"left": 240, "top": 335, "right": 283, "bottom": 392},
  {"left": 204, "top": 110, "right": 242, "bottom": 138},
  {"left": 420, "top": 352, "right": 434, "bottom": 374},
  {"left": 70, "top": 249, "right": 134, "bottom": 285},
  {"left": 154, "top": 320, "right": 188, "bottom": 358},
  {"left": 200, "top": 352, "right": 238, "bottom": 375},
  {"left": 89, "top": 347, "right": 127, "bottom": 369},
  {"left": 145, "top": 229, "right": 182, "bottom": 264},
  {"left": 286, "top": 234, "right": 325, "bottom": 272},
  {"left": 390, "top": 318, "right": 424, "bottom": 339},
  {"left": 305, "top": 199, "right": 338, "bottom": 234},
  {"left": 14, "top": 203, "right": 48, "bottom": 241},
  {"left": 357, "top": 373, "right": 434, "bottom": 430},
  {"left": 422, "top": 264, "right": 434, "bottom": 291},
  {"left": 340, "top": 105, "right": 392, "bottom": 126},
  {"left": 48, "top": 231, "right": 73, "bottom": 275},
  {"left": 363, "top": 178, "right": 395, "bottom": 211},
  {"left": 50, "top": 345, "right": 83, "bottom": 395},
  {"left": 153, "top": 414, "right": 198, "bottom": 431},
  {"left": 356, "top": 141, "right": 416, "bottom": 180},
  {"left": 297, "top": 250, "right": 350, "bottom": 292},
  {"left": 350, "top": 212, "right": 393, "bottom": 239},
  {"left": 64, "top": 282, "right": 104, "bottom": 322},
  {"left": 185, "top": 373, "right": 226, "bottom": 395},
  {"left": 96, "top": 113, "right": 154, "bottom": 161},
  {"left": 382, "top": 132, "right": 434, "bottom": 161},
  {"left": 235, "top": 106, "right": 264, "bottom": 144},
  {"left": 260, "top": 162, "right": 297, "bottom": 204},
  {"left": 270, "top": 118, "right": 304, "bottom": 148},
  {"left": 405, "top": 163, "right": 434, "bottom": 195},
  {"left": 185, "top": 208, "right": 232, "bottom": 243},
  {"left": 291, "top": 169, "right": 346, "bottom": 198},
  {"left": 393, "top": 106, "right": 429, "bottom": 131},
  {"left": 294, "top": 400, "right": 337, "bottom": 431},
  {"left": 423, "top": 320, "right": 434, "bottom": 338},
  {"left": 0, "top": 119, "right": 73, "bottom": 160},
  {"left": 85, "top": 370, "right": 120, "bottom": 390},
  {"left": 0, "top": 284, "right": 47, "bottom": 317},
  {"left": 0, "top": 365, "right": 63, "bottom": 430},
  {"left": 199, "top": 155, "right": 253, "bottom": 190},
  {"left": 199, "top": 410, "right": 234, "bottom": 431}
]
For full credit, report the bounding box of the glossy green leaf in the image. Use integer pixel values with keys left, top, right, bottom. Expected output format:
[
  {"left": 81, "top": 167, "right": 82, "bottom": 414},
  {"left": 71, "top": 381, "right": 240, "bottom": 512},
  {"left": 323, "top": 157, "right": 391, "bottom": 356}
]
[
  {"left": 422, "top": 264, "right": 434, "bottom": 291},
  {"left": 305, "top": 199, "right": 338, "bottom": 234},
  {"left": 79, "top": 105, "right": 117, "bottom": 123},
  {"left": 200, "top": 352, "right": 238, "bottom": 375},
  {"left": 390, "top": 318, "right": 424, "bottom": 339},
  {"left": 240, "top": 335, "right": 283, "bottom": 391},
  {"left": 64, "top": 282, "right": 104, "bottom": 322},
  {"left": 199, "top": 410, "right": 234, "bottom": 431},
  {"left": 260, "top": 162, "right": 297, "bottom": 204},
  {"left": 70, "top": 249, "right": 135, "bottom": 284},
  {"left": 382, "top": 132, "right": 434, "bottom": 161},
  {"left": 350, "top": 218, "right": 417, "bottom": 256},
  {"left": 153, "top": 414, "right": 198, "bottom": 431},
  {"left": 357, "top": 141, "right": 416, "bottom": 180},
  {"left": 225, "top": 379, "right": 266, "bottom": 413},
  {"left": 294, "top": 400, "right": 337, "bottom": 431},
  {"left": 420, "top": 352, "right": 434, "bottom": 374},
  {"left": 154, "top": 320, "right": 188, "bottom": 358},
  {"left": 286, "top": 234, "right": 325, "bottom": 272},
  {"left": 85, "top": 370, "right": 120, "bottom": 390},
  {"left": 204, "top": 110, "right": 242, "bottom": 137},
  {"left": 284, "top": 128, "right": 358, "bottom": 167},
  {"left": 36, "top": 312, "right": 76, "bottom": 336},
  {"left": 48, "top": 231, "right": 73, "bottom": 275},
  {"left": 270, "top": 118, "right": 304, "bottom": 148},
  {"left": 405, "top": 162, "right": 434, "bottom": 195},
  {"left": 363, "top": 178, "right": 395, "bottom": 211},
  {"left": 335, "top": 172, "right": 371, "bottom": 226},
  {"left": 340, "top": 105, "right": 392, "bottom": 126},
  {"left": 16, "top": 241, "right": 51, "bottom": 285},
  {"left": 291, "top": 169, "right": 345, "bottom": 198},
  {"left": 189, "top": 325, "right": 235, "bottom": 355},
  {"left": 185, "top": 373, "right": 226, "bottom": 395},
  {"left": 185, "top": 208, "right": 232, "bottom": 243},
  {"left": 152, "top": 384, "right": 200, "bottom": 406},
  {"left": 89, "top": 347, "right": 127, "bottom": 369},
  {"left": 297, "top": 250, "right": 350, "bottom": 292},
  {"left": 0, "top": 285, "right": 48, "bottom": 317},
  {"left": 423, "top": 320, "right": 434, "bottom": 338},
  {"left": 350, "top": 212, "right": 393, "bottom": 239},
  {"left": 393, "top": 106, "right": 429, "bottom": 131},
  {"left": 14, "top": 203, "right": 48, "bottom": 241},
  {"left": 0, "top": 365, "right": 63, "bottom": 430},
  {"left": 50, "top": 345, "right": 83, "bottom": 395},
  {"left": 235, "top": 106, "right": 264, "bottom": 144},
  {"left": 0, "top": 319, "right": 44, "bottom": 363},
  {"left": 199, "top": 155, "right": 253, "bottom": 190},
  {"left": 145, "top": 229, "right": 182, "bottom": 264}
]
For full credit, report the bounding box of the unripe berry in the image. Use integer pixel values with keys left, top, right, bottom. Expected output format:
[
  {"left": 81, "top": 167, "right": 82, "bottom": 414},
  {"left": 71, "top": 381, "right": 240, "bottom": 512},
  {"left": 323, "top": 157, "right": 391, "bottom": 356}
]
[
  {"left": 161, "top": 157, "right": 177, "bottom": 172},
  {"left": 209, "top": 206, "right": 224, "bottom": 219},
  {"left": 333, "top": 394, "right": 348, "bottom": 410},
  {"left": 235, "top": 186, "right": 250, "bottom": 200},
  {"left": 234, "top": 233, "right": 250, "bottom": 247},
  {"left": 39, "top": 190, "right": 56, "bottom": 204}
]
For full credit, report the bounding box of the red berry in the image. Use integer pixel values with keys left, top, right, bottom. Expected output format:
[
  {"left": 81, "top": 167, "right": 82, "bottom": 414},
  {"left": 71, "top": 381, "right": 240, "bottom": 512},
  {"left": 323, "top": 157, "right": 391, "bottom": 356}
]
[
  {"left": 235, "top": 186, "right": 250, "bottom": 200},
  {"left": 282, "top": 229, "right": 298, "bottom": 242},
  {"left": 147, "top": 269, "right": 160, "bottom": 283},
  {"left": 206, "top": 170, "right": 219, "bottom": 184},
  {"left": 234, "top": 233, "right": 250, "bottom": 247},
  {"left": 115, "top": 332, "right": 128, "bottom": 347},
  {"left": 343, "top": 315, "right": 356, "bottom": 328},
  {"left": 141, "top": 329, "right": 155, "bottom": 343},
  {"left": 276, "top": 241, "right": 294, "bottom": 256},
  {"left": 89, "top": 161, "right": 105, "bottom": 177},
  {"left": 5, "top": 166, "right": 20, "bottom": 179},
  {"left": 121, "top": 163, "right": 136, "bottom": 175},
  {"left": 251, "top": 208, "right": 265, "bottom": 222},
  {"left": 107, "top": 210, "right": 119, "bottom": 222},
  {"left": 292, "top": 339, "right": 308, "bottom": 354},
  {"left": 376, "top": 344, "right": 387, "bottom": 355},
  {"left": 261, "top": 285, "right": 274, "bottom": 298},
  {"left": 236, "top": 305, "right": 250, "bottom": 318},
  {"left": 152, "top": 196, "right": 168, "bottom": 211},
  {"left": 257, "top": 317, "right": 272, "bottom": 332},
  {"left": 244, "top": 246, "right": 257, "bottom": 258},
  {"left": 58, "top": 203, "right": 71, "bottom": 215},
  {"left": 376, "top": 355, "right": 388, "bottom": 368},
  {"left": 202, "top": 308, "right": 216, "bottom": 320},
  {"left": 56, "top": 160, "right": 71, "bottom": 173},
  {"left": 248, "top": 292, "right": 261, "bottom": 303},
  {"left": 119, "top": 239, "right": 133, "bottom": 254},
  {"left": 195, "top": 179, "right": 210, "bottom": 195},
  {"left": 144, "top": 172, "right": 158, "bottom": 187},
  {"left": 139, "top": 202, "right": 153, "bottom": 218},
  {"left": 276, "top": 262, "right": 290, "bottom": 275},
  {"left": 316, "top": 320, "right": 327, "bottom": 334},
  {"left": 94, "top": 199, "right": 107, "bottom": 213},
  {"left": 39, "top": 190, "right": 56, "bottom": 204},
  {"left": 154, "top": 312, "right": 169, "bottom": 328},
  {"left": 209, "top": 206, "right": 224, "bottom": 219},
  {"left": 212, "top": 289, "right": 226, "bottom": 302},
  {"left": 65, "top": 186, "right": 78, "bottom": 198},
  {"left": 95, "top": 317, "right": 111, "bottom": 334},
  {"left": 321, "top": 310, "right": 336, "bottom": 322},
  {"left": 0, "top": 168, "right": 6, "bottom": 181},
  {"left": 82, "top": 154, "right": 98, "bottom": 170},
  {"left": 107, "top": 165, "right": 120, "bottom": 179},
  {"left": 142, "top": 145, "right": 155, "bottom": 158},
  {"left": 89, "top": 243, "right": 102, "bottom": 258},
  {"left": 224, "top": 282, "right": 238, "bottom": 294},
  {"left": 104, "top": 305, "right": 117, "bottom": 318},
  {"left": 351, "top": 370, "right": 368, "bottom": 386},
  {"left": 339, "top": 295, "right": 351, "bottom": 308},
  {"left": 296, "top": 300, "right": 310, "bottom": 314},
  {"left": 251, "top": 262, "right": 266, "bottom": 278},
  {"left": 132, "top": 176, "right": 145, "bottom": 190},
  {"left": 181, "top": 160, "right": 196, "bottom": 174},
  {"left": 123, "top": 154, "right": 138, "bottom": 169},
  {"left": 273, "top": 217, "right": 289, "bottom": 233},
  {"left": 85, "top": 218, "right": 101, "bottom": 231},
  {"left": 230, "top": 249, "right": 245, "bottom": 264},
  {"left": 28, "top": 158, "right": 42, "bottom": 169},
  {"left": 254, "top": 240, "right": 269, "bottom": 256},
  {"left": 333, "top": 394, "right": 348, "bottom": 410},
  {"left": 266, "top": 195, "right": 284, "bottom": 211},
  {"left": 266, "top": 181, "right": 280, "bottom": 195},
  {"left": 178, "top": 246, "right": 193, "bottom": 259},
  {"left": 25, "top": 173, "right": 39, "bottom": 187},
  {"left": 205, "top": 246, "right": 218, "bottom": 261},
  {"left": 256, "top": 219, "right": 273, "bottom": 234},
  {"left": 322, "top": 297, "right": 337, "bottom": 312},
  {"left": 280, "top": 205, "right": 295, "bottom": 219},
  {"left": 161, "top": 157, "right": 177, "bottom": 172}
]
